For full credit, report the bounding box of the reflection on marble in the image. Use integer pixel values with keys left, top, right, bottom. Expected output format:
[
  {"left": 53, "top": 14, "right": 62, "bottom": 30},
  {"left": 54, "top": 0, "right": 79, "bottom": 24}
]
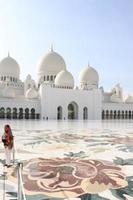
[{"left": 0, "top": 120, "right": 133, "bottom": 200}]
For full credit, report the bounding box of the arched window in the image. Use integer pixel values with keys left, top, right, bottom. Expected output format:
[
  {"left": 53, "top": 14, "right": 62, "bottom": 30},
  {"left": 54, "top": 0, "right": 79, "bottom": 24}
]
[
  {"left": 122, "top": 110, "right": 124, "bottom": 119},
  {"left": 25, "top": 108, "right": 29, "bottom": 119},
  {"left": 110, "top": 110, "right": 113, "bottom": 119},
  {"left": 31, "top": 108, "right": 35, "bottom": 113},
  {"left": 83, "top": 107, "right": 88, "bottom": 120},
  {"left": 50, "top": 75, "right": 53, "bottom": 81},
  {"left": 129, "top": 110, "right": 131, "bottom": 119},
  {"left": 6, "top": 107, "right": 11, "bottom": 119},
  {"left": 47, "top": 76, "right": 49, "bottom": 81},
  {"left": 19, "top": 108, "right": 23, "bottom": 113},
  {"left": 106, "top": 110, "right": 109, "bottom": 119},
  {"left": 57, "top": 106, "right": 63, "bottom": 120},
  {"left": 68, "top": 102, "right": 78, "bottom": 120},
  {"left": 0, "top": 107, "right": 5, "bottom": 118},
  {"left": 125, "top": 110, "right": 128, "bottom": 119},
  {"left": 132, "top": 111, "right": 133, "bottom": 119},
  {"left": 13, "top": 107, "right": 17, "bottom": 119},
  {"left": 25, "top": 108, "right": 29, "bottom": 112},
  {"left": 19, "top": 108, "right": 23, "bottom": 119},
  {"left": 44, "top": 76, "right": 45, "bottom": 81},
  {"left": 31, "top": 108, "right": 35, "bottom": 119},
  {"left": 102, "top": 110, "right": 105, "bottom": 119},
  {"left": 114, "top": 110, "right": 116, "bottom": 119},
  {"left": 118, "top": 110, "right": 120, "bottom": 119}
]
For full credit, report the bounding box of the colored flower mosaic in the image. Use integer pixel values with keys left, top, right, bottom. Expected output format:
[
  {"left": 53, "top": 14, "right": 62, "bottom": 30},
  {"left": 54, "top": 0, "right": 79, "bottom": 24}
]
[{"left": 9, "top": 158, "right": 127, "bottom": 198}]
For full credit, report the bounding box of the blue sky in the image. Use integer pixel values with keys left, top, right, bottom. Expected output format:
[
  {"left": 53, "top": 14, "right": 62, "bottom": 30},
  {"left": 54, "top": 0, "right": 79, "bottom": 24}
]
[{"left": 0, "top": 0, "right": 133, "bottom": 92}]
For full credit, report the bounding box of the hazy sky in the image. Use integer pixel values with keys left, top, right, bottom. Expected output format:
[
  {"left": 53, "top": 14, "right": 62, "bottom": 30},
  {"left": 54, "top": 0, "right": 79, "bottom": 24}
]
[{"left": 0, "top": 0, "right": 133, "bottom": 92}]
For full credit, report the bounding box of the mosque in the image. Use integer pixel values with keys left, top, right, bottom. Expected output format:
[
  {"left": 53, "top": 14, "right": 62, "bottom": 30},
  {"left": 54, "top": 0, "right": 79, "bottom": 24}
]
[{"left": 0, "top": 47, "right": 133, "bottom": 120}]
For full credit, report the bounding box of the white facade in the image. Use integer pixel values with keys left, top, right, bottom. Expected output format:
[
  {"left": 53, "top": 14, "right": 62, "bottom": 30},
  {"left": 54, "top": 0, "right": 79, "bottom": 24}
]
[
  {"left": 102, "top": 84, "right": 133, "bottom": 119},
  {"left": 40, "top": 84, "right": 101, "bottom": 120},
  {"left": 0, "top": 48, "right": 132, "bottom": 120}
]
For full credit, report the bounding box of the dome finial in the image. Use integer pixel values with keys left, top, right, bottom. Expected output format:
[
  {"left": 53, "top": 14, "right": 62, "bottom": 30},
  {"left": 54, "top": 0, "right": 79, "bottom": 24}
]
[{"left": 50, "top": 44, "right": 53, "bottom": 52}]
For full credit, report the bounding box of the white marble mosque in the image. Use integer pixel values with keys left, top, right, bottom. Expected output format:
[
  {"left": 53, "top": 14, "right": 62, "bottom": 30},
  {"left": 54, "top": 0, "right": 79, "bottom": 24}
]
[{"left": 0, "top": 47, "right": 133, "bottom": 120}]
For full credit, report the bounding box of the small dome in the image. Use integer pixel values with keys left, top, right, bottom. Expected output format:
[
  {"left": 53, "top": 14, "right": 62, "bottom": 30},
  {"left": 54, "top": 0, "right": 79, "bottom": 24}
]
[
  {"left": 79, "top": 65, "right": 99, "bottom": 86},
  {"left": 3, "top": 87, "right": 15, "bottom": 98},
  {"left": 55, "top": 70, "right": 74, "bottom": 88},
  {"left": 25, "top": 88, "right": 38, "bottom": 99},
  {"left": 110, "top": 93, "right": 122, "bottom": 103},
  {"left": 0, "top": 55, "right": 20, "bottom": 78},
  {"left": 125, "top": 95, "right": 133, "bottom": 103},
  {"left": 38, "top": 49, "right": 66, "bottom": 76}
]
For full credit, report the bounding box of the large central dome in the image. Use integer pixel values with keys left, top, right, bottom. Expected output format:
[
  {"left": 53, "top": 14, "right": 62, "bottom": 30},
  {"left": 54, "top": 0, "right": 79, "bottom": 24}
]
[
  {"left": 38, "top": 49, "right": 66, "bottom": 77},
  {"left": 0, "top": 55, "right": 20, "bottom": 78}
]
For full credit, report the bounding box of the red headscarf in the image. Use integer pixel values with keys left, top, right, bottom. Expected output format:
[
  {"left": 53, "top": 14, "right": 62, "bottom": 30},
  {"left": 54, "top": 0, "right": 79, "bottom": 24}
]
[{"left": 4, "top": 124, "right": 13, "bottom": 148}]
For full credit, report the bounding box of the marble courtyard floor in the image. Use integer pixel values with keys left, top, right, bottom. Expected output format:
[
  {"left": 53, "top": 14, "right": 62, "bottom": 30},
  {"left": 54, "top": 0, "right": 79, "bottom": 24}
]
[{"left": 0, "top": 120, "right": 133, "bottom": 200}]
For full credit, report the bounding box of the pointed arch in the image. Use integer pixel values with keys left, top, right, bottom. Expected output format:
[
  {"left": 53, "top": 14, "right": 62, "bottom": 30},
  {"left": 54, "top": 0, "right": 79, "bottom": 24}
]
[
  {"left": 57, "top": 106, "right": 63, "bottom": 120},
  {"left": 83, "top": 107, "right": 88, "bottom": 120},
  {"left": 68, "top": 102, "right": 78, "bottom": 120}
]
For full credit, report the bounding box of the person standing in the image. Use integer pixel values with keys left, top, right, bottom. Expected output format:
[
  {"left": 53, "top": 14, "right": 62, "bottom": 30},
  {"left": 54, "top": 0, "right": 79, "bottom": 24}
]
[{"left": 2, "top": 124, "right": 14, "bottom": 167}]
